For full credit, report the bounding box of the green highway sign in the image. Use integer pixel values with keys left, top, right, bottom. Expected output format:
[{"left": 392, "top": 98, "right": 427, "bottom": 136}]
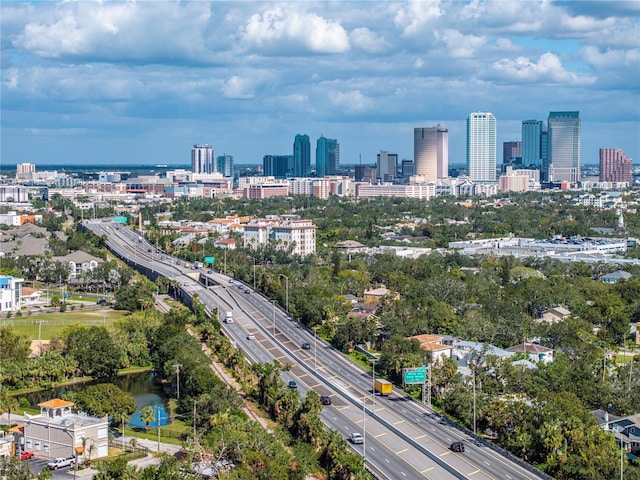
[
  {"left": 403, "top": 366, "right": 426, "bottom": 384},
  {"left": 114, "top": 216, "right": 128, "bottom": 224},
  {"left": 204, "top": 256, "right": 215, "bottom": 264}
]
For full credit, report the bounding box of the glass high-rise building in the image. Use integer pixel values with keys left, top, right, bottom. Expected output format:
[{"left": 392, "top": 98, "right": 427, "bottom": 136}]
[
  {"left": 263, "top": 155, "right": 292, "bottom": 179},
  {"left": 466, "top": 113, "right": 497, "bottom": 181},
  {"left": 293, "top": 134, "right": 311, "bottom": 177},
  {"left": 216, "top": 155, "right": 234, "bottom": 177},
  {"left": 522, "top": 120, "right": 545, "bottom": 168},
  {"left": 548, "top": 111, "right": 580, "bottom": 183},
  {"left": 316, "top": 136, "right": 339, "bottom": 177},
  {"left": 191, "top": 144, "right": 214, "bottom": 174},
  {"left": 414, "top": 126, "right": 448, "bottom": 181}
]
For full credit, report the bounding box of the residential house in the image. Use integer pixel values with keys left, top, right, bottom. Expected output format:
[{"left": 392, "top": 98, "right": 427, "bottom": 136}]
[
  {"left": 506, "top": 343, "right": 554, "bottom": 363},
  {"left": 452, "top": 340, "right": 516, "bottom": 368},
  {"left": 602, "top": 270, "right": 633, "bottom": 284},
  {"left": 539, "top": 306, "right": 571, "bottom": 324},
  {"left": 53, "top": 251, "right": 103, "bottom": 279},
  {"left": 23, "top": 399, "right": 109, "bottom": 461},
  {"left": 21, "top": 287, "right": 44, "bottom": 308},
  {"left": 363, "top": 287, "right": 391, "bottom": 306},
  {"left": 593, "top": 409, "right": 640, "bottom": 459},
  {"left": 409, "top": 334, "right": 453, "bottom": 363},
  {"left": 214, "top": 238, "right": 237, "bottom": 250}
]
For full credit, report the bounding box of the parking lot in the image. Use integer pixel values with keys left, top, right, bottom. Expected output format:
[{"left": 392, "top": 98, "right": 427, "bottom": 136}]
[{"left": 23, "top": 457, "right": 79, "bottom": 479}]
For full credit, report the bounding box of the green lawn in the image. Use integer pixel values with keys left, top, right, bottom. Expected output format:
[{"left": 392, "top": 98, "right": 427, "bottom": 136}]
[{"left": 1, "top": 309, "right": 130, "bottom": 340}]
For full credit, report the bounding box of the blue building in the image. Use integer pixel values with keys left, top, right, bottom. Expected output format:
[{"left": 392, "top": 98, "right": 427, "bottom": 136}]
[
  {"left": 316, "top": 135, "right": 339, "bottom": 177},
  {"left": 263, "top": 155, "right": 292, "bottom": 179},
  {"left": 293, "top": 134, "right": 311, "bottom": 177},
  {"left": 216, "top": 154, "right": 234, "bottom": 178}
]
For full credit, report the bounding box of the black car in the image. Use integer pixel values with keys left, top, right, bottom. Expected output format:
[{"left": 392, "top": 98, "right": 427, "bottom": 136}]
[
  {"left": 450, "top": 441, "right": 465, "bottom": 452},
  {"left": 288, "top": 380, "right": 298, "bottom": 389},
  {"left": 320, "top": 395, "right": 332, "bottom": 405},
  {"left": 301, "top": 342, "right": 311, "bottom": 350}
]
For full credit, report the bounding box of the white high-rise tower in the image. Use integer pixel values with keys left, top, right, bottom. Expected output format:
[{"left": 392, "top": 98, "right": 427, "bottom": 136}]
[
  {"left": 191, "top": 144, "right": 214, "bottom": 174},
  {"left": 466, "top": 112, "right": 497, "bottom": 181}
]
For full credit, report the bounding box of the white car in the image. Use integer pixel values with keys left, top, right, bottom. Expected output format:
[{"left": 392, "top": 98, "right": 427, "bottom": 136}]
[
  {"left": 349, "top": 433, "right": 364, "bottom": 444},
  {"left": 46, "top": 457, "right": 75, "bottom": 470}
]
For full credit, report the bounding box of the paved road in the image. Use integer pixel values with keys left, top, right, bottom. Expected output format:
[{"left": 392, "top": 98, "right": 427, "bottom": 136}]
[{"left": 82, "top": 219, "right": 551, "bottom": 480}]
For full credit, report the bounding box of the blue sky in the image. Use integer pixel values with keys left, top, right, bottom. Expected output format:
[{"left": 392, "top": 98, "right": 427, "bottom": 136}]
[{"left": 1, "top": 1, "right": 639, "bottom": 167}]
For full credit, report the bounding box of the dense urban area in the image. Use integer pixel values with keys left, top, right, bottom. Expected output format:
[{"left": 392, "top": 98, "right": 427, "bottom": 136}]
[{"left": 1, "top": 162, "right": 640, "bottom": 480}]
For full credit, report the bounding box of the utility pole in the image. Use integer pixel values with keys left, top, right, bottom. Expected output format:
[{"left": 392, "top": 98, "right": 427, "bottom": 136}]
[
  {"left": 313, "top": 326, "right": 318, "bottom": 371},
  {"left": 272, "top": 300, "right": 276, "bottom": 337},
  {"left": 173, "top": 364, "right": 183, "bottom": 400},
  {"left": 156, "top": 405, "right": 161, "bottom": 452},
  {"left": 371, "top": 359, "right": 376, "bottom": 415},
  {"left": 193, "top": 399, "right": 197, "bottom": 439},
  {"left": 279, "top": 274, "right": 289, "bottom": 314},
  {"left": 472, "top": 367, "right": 477, "bottom": 435},
  {"left": 363, "top": 396, "right": 366, "bottom": 461}
]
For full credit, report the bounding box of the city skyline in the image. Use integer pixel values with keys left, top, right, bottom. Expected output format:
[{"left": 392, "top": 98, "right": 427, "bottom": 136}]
[{"left": 1, "top": 1, "right": 638, "bottom": 167}]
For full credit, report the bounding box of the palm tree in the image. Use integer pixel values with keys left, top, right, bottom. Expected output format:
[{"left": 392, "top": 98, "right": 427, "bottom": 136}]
[
  {"left": 140, "top": 406, "right": 155, "bottom": 432},
  {"left": 0, "top": 388, "right": 20, "bottom": 427}
]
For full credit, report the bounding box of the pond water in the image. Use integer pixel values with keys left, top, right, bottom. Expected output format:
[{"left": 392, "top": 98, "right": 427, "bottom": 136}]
[{"left": 21, "top": 371, "right": 170, "bottom": 427}]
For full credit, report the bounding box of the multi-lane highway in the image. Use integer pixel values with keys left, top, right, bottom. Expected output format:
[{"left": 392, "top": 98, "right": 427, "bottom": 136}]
[{"left": 82, "top": 219, "right": 551, "bottom": 480}]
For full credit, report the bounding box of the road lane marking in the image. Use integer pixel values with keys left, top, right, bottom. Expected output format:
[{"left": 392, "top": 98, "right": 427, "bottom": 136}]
[
  {"left": 468, "top": 470, "right": 481, "bottom": 476},
  {"left": 394, "top": 420, "right": 405, "bottom": 425},
  {"left": 396, "top": 448, "right": 408, "bottom": 455},
  {"left": 439, "top": 451, "right": 451, "bottom": 456},
  {"left": 421, "top": 467, "right": 434, "bottom": 473},
  {"left": 414, "top": 434, "right": 426, "bottom": 440},
  {"left": 401, "top": 472, "right": 407, "bottom": 477},
  {"left": 375, "top": 432, "right": 387, "bottom": 439}
]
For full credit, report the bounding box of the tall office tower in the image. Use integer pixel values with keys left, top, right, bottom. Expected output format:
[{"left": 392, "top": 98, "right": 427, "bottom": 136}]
[
  {"left": 548, "top": 111, "right": 581, "bottom": 183},
  {"left": 355, "top": 165, "right": 377, "bottom": 183},
  {"left": 376, "top": 151, "right": 398, "bottom": 183},
  {"left": 263, "top": 155, "right": 292, "bottom": 179},
  {"left": 414, "top": 126, "right": 448, "bottom": 181},
  {"left": 216, "top": 155, "right": 234, "bottom": 177},
  {"left": 402, "top": 159, "right": 415, "bottom": 177},
  {"left": 466, "top": 112, "right": 497, "bottom": 181},
  {"left": 293, "top": 134, "right": 311, "bottom": 177},
  {"left": 503, "top": 141, "right": 522, "bottom": 164},
  {"left": 316, "top": 136, "right": 339, "bottom": 177},
  {"left": 600, "top": 148, "right": 632, "bottom": 183},
  {"left": 191, "top": 144, "right": 214, "bottom": 174},
  {"left": 522, "top": 120, "right": 545, "bottom": 168}
]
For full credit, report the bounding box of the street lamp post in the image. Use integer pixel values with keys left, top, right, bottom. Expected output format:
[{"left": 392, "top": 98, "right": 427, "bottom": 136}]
[
  {"left": 173, "top": 364, "right": 182, "bottom": 400},
  {"left": 252, "top": 258, "right": 256, "bottom": 289},
  {"left": 313, "top": 326, "right": 318, "bottom": 371},
  {"left": 279, "top": 274, "right": 289, "bottom": 314},
  {"left": 371, "top": 359, "right": 376, "bottom": 415},
  {"left": 272, "top": 300, "right": 276, "bottom": 337},
  {"left": 472, "top": 367, "right": 477, "bottom": 435},
  {"left": 363, "top": 396, "right": 366, "bottom": 461},
  {"left": 156, "top": 405, "right": 161, "bottom": 452}
]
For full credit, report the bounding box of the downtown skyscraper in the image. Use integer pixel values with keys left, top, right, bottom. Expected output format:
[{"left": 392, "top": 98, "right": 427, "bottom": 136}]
[
  {"left": 316, "top": 136, "right": 339, "bottom": 177},
  {"left": 548, "top": 111, "right": 581, "bottom": 183},
  {"left": 600, "top": 148, "right": 632, "bottom": 183},
  {"left": 466, "top": 113, "right": 496, "bottom": 181},
  {"left": 216, "top": 154, "right": 234, "bottom": 178},
  {"left": 293, "top": 134, "right": 311, "bottom": 177},
  {"left": 414, "top": 126, "right": 448, "bottom": 181},
  {"left": 522, "top": 120, "right": 546, "bottom": 169},
  {"left": 376, "top": 151, "right": 398, "bottom": 183},
  {"left": 191, "top": 144, "right": 214, "bottom": 174}
]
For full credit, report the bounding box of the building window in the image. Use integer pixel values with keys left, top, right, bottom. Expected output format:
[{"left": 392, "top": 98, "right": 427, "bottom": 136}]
[
  {"left": 26, "top": 441, "right": 32, "bottom": 449},
  {"left": 44, "top": 445, "right": 49, "bottom": 453},
  {"left": 35, "top": 443, "right": 41, "bottom": 451}
]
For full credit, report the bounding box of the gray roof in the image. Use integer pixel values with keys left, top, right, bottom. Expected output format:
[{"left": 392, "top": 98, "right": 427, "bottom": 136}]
[
  {"left": 53, "top": 251, "right": 103, "bottom": 264},
  {"left": 0, "top": 236, "right": 50, "bottom": 256},
  {"left": 603, "top": 270, "right": 633, "bottom": 280}
]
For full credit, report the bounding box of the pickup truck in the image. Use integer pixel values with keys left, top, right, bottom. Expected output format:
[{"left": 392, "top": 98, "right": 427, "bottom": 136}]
[{"left": 46, "top": 457, "right": 75, "bottom": 470}]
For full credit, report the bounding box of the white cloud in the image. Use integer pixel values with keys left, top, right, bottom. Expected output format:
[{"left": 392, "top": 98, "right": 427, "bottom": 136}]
[
  {"left": 581, "top": 46, "right": 640, "bottom": 69},
  {"left": 436, "top": 29, "right": 486, "bottom": 58},
  {"left": 242, "top": 8, "right": 350, "bottom": 54},
  {"left": 492, "top": 52, "right": 596, "bottom": 85},
  {"left": 329, "top": 90, "right": 373, "bottom": 114},
  {"left": 222, "top": 76, "right": 255, "bottom": 99},
  {"left": 393, "top": 0, "right": 442, "bottom": 37},
  {"left": 12, "top": 2, "right": 214, "bottom": 62},
  {"left": 349, "top": 28, "right": 388, "bottom": 54}
]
